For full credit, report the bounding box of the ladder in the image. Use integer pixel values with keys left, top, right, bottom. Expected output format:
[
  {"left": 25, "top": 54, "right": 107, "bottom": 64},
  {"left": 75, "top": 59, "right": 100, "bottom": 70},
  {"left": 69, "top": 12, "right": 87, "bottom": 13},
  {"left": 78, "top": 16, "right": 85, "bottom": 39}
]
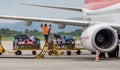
[
  {"left": 48, "top": 44, "right": 64, "bottom": 56},
  {"left": 36, "top": 43, "right": 49, "bottom": 59}
]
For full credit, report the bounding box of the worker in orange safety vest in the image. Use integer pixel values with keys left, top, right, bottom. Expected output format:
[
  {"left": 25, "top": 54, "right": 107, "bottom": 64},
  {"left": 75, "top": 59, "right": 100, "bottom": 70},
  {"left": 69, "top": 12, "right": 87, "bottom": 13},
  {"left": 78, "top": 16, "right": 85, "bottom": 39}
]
[{"left": 41, "top": 24, "right": 51, "bottom": 42}]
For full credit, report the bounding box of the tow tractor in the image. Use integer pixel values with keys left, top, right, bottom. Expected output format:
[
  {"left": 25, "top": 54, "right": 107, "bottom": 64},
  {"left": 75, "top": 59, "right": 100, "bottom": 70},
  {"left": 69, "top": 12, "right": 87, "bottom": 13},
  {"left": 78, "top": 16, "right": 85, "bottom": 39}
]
[
  {"left": 0, "top": 44, "right": 4, "bottom": 55},
  {"left": 0, "top": 35, "right": 5, "bottom": 55}
]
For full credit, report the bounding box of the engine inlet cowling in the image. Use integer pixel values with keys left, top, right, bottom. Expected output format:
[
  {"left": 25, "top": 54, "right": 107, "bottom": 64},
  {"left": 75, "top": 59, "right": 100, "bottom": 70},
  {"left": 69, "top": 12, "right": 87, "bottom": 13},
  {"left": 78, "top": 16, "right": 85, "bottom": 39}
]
[
  {"left": 25, "top": 21, "right": 32, "bottom": 26},
  {"left": 58, "top": 24, "right": 66, "bottom": 29},
  {"left": 95, "top": 29, "right": 113, "bottom": 49},
  {"left": 81, "top": 25, "right": 118, "bottom": 52}
]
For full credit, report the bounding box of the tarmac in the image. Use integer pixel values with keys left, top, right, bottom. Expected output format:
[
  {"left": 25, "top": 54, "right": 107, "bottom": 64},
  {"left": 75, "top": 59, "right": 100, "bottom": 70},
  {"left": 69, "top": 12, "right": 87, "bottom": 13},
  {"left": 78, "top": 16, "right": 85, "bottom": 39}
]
[{"left": 0, "top": 41, "right": 120, "bottom": 70}]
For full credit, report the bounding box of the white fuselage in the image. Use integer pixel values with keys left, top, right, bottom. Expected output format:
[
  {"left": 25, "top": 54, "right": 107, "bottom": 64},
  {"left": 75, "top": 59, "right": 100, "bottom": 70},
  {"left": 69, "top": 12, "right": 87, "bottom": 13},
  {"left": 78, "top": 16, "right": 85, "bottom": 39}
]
[
  {"left": 84, "top": 3, "right": 120, "bottom": 23},
  {"left": 83, "top": 3, "right": 120, "bottom": 33}
]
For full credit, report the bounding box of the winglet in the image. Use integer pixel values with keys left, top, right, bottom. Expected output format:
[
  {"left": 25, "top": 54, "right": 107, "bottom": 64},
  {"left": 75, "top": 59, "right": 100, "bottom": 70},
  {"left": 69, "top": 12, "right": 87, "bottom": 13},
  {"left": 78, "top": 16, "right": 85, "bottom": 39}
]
[{"left": 21, "top": 3, "right": 82, "bottom": 12}]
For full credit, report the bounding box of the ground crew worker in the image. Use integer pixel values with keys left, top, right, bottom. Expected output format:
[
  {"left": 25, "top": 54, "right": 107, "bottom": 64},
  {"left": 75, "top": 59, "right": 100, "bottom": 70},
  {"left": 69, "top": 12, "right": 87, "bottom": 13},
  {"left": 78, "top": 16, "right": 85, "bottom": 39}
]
[{"left": 41, "top": 24, "right": 51, "bottom": 42}]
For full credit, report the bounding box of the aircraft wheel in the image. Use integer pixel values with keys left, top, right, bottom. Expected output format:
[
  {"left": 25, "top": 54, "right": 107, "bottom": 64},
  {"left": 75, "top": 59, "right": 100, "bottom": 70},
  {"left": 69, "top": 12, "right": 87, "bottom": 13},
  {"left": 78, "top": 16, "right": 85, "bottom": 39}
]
[
  {"left": 91, "top": 52, "right": 96, "bottom": 55},
  {"left": 107, "top": 52, "right": 116, "bottom": 58},
  {"left": 32, "top": 51, "right": 36, "bottom": 55},
  {"left": 67, "top": 51, "right": 71, "bottom": 55},
  {"left": 108, "top": 45, "right": 119, "bottom": 58}
]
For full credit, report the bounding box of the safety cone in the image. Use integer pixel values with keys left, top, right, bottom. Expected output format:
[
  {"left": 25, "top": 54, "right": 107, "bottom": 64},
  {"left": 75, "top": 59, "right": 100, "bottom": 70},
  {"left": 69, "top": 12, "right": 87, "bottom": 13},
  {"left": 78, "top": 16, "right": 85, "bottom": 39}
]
[{"left": 95, "top": 50, "right": 99, "bottom": 62}]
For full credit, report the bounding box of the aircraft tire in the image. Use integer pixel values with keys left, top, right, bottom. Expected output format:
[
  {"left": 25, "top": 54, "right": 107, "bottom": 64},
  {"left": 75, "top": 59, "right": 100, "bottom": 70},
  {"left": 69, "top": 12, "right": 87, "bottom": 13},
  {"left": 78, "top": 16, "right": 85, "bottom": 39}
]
[{"left": 91, "top": 52, "right": 96, "bottom": 55}]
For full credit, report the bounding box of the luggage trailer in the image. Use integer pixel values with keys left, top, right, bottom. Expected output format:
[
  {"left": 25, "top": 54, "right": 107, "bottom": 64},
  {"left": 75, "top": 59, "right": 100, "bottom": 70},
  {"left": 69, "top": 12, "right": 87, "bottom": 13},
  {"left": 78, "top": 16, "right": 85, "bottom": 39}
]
[
  {"left": 13, "top": 43, "right": 41, "bottom": 55},
  {"left": 13, "top": 35, "right": 41, "bottom": 55},
  {"left": 48, "top": 42, "right": 85, "bottom": 55}
]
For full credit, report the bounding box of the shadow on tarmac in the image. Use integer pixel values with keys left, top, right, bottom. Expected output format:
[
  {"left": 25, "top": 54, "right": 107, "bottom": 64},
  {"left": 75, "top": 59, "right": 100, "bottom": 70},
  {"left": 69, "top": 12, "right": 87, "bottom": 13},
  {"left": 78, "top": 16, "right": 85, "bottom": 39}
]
[
  {"left": 0, "top": 54, "right": 120, "bottom": 61},
  {"left": 0, "top": 56, "right": 36, "bottom": 59},
  {"left": 44, "top": 56, "right": 120, "bottom": 61}
]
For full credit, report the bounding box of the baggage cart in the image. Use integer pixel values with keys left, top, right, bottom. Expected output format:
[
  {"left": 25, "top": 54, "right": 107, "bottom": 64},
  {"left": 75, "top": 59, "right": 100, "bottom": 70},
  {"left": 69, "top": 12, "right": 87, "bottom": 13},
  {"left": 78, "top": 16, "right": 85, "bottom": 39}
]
[{"left": 13, "top": 35, "right": 41, "bottom": 55}]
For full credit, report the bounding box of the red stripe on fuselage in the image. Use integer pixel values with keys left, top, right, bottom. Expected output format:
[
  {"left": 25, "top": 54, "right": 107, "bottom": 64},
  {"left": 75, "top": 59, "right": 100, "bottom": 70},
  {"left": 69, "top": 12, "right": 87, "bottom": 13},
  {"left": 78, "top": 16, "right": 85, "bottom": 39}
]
[
  {"left": 85, "top": 0, "right": 107, "bottom": 4},
  {"left": 84, "top": 0, "right": 120, "bottom": 10}
]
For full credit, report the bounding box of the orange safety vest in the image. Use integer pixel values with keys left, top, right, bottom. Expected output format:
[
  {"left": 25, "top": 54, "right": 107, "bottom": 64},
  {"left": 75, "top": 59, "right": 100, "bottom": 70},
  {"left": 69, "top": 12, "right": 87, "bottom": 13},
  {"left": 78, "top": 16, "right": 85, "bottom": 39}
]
[{"left": 42, "top": 26, "right": 50, "bottom": 34}]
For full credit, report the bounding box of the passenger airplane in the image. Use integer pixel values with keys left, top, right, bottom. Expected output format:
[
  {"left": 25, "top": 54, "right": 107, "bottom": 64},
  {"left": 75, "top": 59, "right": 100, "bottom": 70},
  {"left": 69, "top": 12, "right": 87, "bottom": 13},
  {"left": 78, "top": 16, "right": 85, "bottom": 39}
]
[{"left": 0, "top": 0, "right": 119, "bottom": 53}]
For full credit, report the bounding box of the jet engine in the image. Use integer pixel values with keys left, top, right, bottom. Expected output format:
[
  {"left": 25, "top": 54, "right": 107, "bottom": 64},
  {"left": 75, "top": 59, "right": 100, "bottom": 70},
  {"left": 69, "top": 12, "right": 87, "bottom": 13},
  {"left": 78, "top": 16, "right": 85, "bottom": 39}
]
[
  {"left": 25, "top": 21, "right": 32, "bottom": 26},
  {"left": 58, "top": 24, "right": 66, "bottom": 29},
  {"left": 81, "top": 24, "right": 118, "bottom": 52}
]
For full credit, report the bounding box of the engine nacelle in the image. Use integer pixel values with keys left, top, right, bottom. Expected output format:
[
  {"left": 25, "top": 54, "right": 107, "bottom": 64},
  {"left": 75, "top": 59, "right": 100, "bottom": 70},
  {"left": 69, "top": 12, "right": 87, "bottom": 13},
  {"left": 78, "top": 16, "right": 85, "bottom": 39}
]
[
  {"left": 25, "top": 21, "right": 32, "bottom": 26},
  {"left": 81, "top": 24, "right": 118, "bottom": 52},
  {"left": 58, "top": 24, "right": 66, "bottom": 29}
]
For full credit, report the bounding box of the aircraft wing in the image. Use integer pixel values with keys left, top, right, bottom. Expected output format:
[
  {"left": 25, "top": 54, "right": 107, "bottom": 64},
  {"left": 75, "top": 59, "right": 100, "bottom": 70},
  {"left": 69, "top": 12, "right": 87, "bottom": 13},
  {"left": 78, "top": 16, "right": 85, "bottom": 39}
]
[
  {"left": 21, "top": 3, "right": 82, "bottom": 12},
  {"left": 0, "top": 15, "right": 89, "bottom": 27}
]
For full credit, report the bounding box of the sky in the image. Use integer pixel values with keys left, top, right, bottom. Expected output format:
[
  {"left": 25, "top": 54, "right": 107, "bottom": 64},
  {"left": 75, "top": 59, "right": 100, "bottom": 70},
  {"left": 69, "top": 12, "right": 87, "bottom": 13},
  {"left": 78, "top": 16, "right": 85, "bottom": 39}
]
[
  {"left": 0, "top": 0, "right": 84, "bottom": 23},
  {"left": 0, "top": 0, "right": 85, "bottom": 32}
]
